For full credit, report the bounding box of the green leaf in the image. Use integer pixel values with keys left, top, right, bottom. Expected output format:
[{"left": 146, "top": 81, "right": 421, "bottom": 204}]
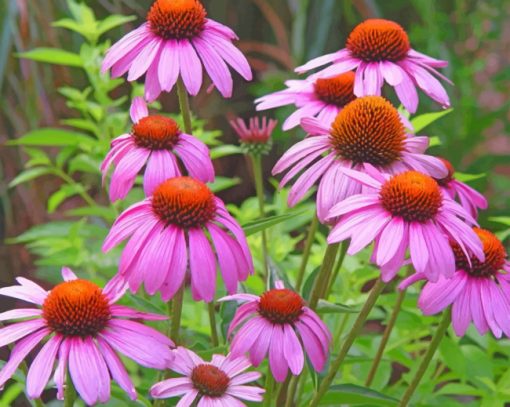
[
  {"left": 8, "top": 167, "right": 52, "bottom": 188},
  {"left": 316, "top": 299, "right": 358, "bottom": 314},
  {"left": 48, "top": 184, "right": 84, "bottom": 213},
  {"left": 210, "top": 176, "right": 241, "bottom": 193},
  {"left": 319, "top": 384, "right": 399, "bottom": 406},
  {"left": 66, "top": 206, "right": 117, "bottom": 222},
  {"left": 411, "top": 109, "right": 453, "bottom": 132},
  {"left": 489, "top": 216, "right": 510, "bottom": 227},
  {"left": 17, "top": 48, "right": 82, "bottom": 67},
  {"left": 97, "top": 15, "right": 137, "bottom": 36},
  {"left": 69, "top": 154, "right": 101, "bottom": 174},
  {"left": 210, "top": 145, "right": 243, "bottom": 160},
  {"left": 243, "top": 209, "right": 310, "bottom": 236},
  {"left": 9, "top": 128, "right": 95, "bottom": 147},
  {"left": 429, "top": 136, "right": 441, "bottom": 147},
  {"left": 455, "top": 172, "right": 486, "bottom": 183}
]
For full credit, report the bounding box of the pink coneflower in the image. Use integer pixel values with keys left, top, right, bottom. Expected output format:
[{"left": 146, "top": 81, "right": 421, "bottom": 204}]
[
  {"left": 326, "top": 167, "right": 485, "bottom": 282},
  {"left": 0, "top": 268, "right": 174, "bottom": 405},
  {"left": 101, "top": 0, "right": 252, "bottom": 101},
  {"left": 255, "top": 71, "right": 356, "bottom": 130},
  {"left": 435, "top": 158, "right": 488, "bottom": 219},
  {"left": 101, "top": 97, "right": 214, "bottom": 202},
  {"left": 272, "top": 96, "right": 447, "bottom": 223},
  {"left": 230, "top": 116, "right": 277, "bottom": 156},
  {"left": 219, "top": 281, "right": 331, "bottom": 382},
  {"left": 103, "top": 176, "right": 253, "bottom": 302},
  {"left": 151, "top": 347, "right": 264, "bottom": 406},
  {"left": 296, "top": 19, "right": 452, "bottom": 114},
  {"left": 400, "top": 228, "right": 510, "bottom": 337}
]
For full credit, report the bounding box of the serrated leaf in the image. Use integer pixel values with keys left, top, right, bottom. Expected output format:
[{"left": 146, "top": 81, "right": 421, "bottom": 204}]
[
  {"left": 9, "top": 128, "right": 95, "bottom": 147},
  {"left": 411, "top": 109, "right": 453, "bottom": 132},
  {"left": 243, "top": 209, "right": 310, "bottom": 236},
  {"left": 17, "top": 48, "right": 82, "bottom": 67},
  {"left": 8, "top": 167, "right": 52, "bottom": 188},
  {"left": 319, "top": 384, "right": 399, "bottom": 406}
]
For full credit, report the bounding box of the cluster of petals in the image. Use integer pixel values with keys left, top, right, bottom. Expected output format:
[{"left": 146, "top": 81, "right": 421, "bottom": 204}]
[
  {"left": 326, "top": 166, "right": 485, "bottom": 282},
  {"left": 273, "top": 97, "right": 447, "bottom": 223},
  {"left": 101, "top": 97, "right": 214, "bottom": 202},
  {"left": 103, "top": 177, "right": 254, "bottom": 302},
  {"left": 296, "top": 18, "right": 452, "bottom": 113},
  {"left": 151, "top": 347, "right": 264, "bottom": 406},
  {"left": 435, "top": 157, "right": 488, "bottom": 218},
  {"left": 230, "top": 116, "right": 277, "bottom": 144},
  {"left": 220, "top": 281, "right": 331, "bottom": 382},
  {"left": 101, "top": 0, "right": 252, "bottom": 101},
  {"left": 400, "top": 228, "right": 510, "bottom": 338},
  {"left": 0, "top": 268, "right": 173, "bottom": 405},
  {"left": 255, "top": 71, "right": 356, "bottom": 130}
]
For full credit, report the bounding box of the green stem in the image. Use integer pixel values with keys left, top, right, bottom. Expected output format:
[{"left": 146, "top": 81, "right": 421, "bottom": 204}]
[
  {"left": 324, "top": 240, "right": 348, "bottom": 299},
  {"left": 365, "top": 287, "right": 406, "bottom": 387},
  {"left": 63, "top": 372, "right": 76, "bottom": 407},
  {"left": 176, "top": 77, "right": 193, "bottom": 134},
  {"left": 398, "top": 308, "right": 451, "bottom": 407},
  {"left": 170, "top": 284, "right": 185, "bottom": 344},
  {"left": 208, "top": 301, "right": 219, "bottom": 347},
  {"left": 284, "top": 374, "right": 300, "bottom": 407},
  {"left": 308, "top": 243, "right": 340, "bottom": 310},
  {"left": 53, "top": 169, "right": 96, "bottom": 207},
  {"left": 250, "top": 154, "right": 269, "bottom": 282},
  {"left": 309, "top": 278, "right": 385, "bottom": 407},
  {"left": 263, "top": 371, "right": 275, "bottom": 407},
  {"left": 295, "top": 214, "right": 319, "bottom": 291}
]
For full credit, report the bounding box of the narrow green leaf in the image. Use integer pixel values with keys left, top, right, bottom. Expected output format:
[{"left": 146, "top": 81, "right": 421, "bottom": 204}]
[
  {"left": 8, "top": 128, "right": 95, "bottom": 147},
  {"left": 48, "top": 185, "right": 84, "bottom": 213},
  {"left": 316, "top": 299, "right": 359, "bottom": 314},
  {"left": 489, "top": 217, "right": 510, "bottom": 227},
  {"left": 210, "top": 145, "right": 243, "bottom": 160},
  {"left": 210, "top": 176, "right": 241, "bottom": 193},
  {"left": 319, "top": 384, "right": 399, "bottom": 406},
  {"left": 8, "top": 167, "right": 52, "bottom": 188},
  {"left": 97, "top": 15, "right": 137, "bottom": 36},
  {"left": 65, "top": 206, "right": 117, "bottom": 222},
  {"left": 17, "top": 48, "right": 82, "bottom": 67},
  {"left": 411, "top": 109, "right": 453, "bottom": 133},
  {"left": 454, "top": 172, "right": 486, "bottom": 183},
  {"left": 242, "top": 209, "right": 309, "bottom": 236}
]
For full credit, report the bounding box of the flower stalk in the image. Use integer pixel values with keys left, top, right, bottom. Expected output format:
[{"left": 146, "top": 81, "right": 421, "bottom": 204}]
[
  {"left": 398, "top": 308, "right": 452, "bottom": 406},
  {"left": 309, "top": 278, "right": 385, "bottom": 407},
  {"left": 309, "top": 243, "right": 340, "bottom": 309},
  {"left": 208, "top": 301, "right": 219, "bottom": 347},
  {"left": 296, "top": 214, "right": 319, "bottom": 291},
  {"left": 63, "top": 372, "right": 76, "bottom": 407}
]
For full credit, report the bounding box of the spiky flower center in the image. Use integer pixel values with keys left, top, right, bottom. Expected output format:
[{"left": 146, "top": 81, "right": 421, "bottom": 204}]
[
  {"left": 258, "top": 288, "right": 304, "bottom": 324},
  {"left": 380, "top": 171, "right": 442, "bottom": 222},
  {"left": 435, "top": 158, "right": 455, "bottom": 187},
  {"left": 42, "top": 280, "right": 111, "bottom": 337},
  {"left": 191, "top": 364, "right": 230, "bottom": 397},
  {"left": 330, "top": 96, "right": 405, "bottom": 166},
  {"left": 132, "top": 115, "right": 181, "bottom": 150},
  {"left": 314, "top": 72, "right": 357, "bottom": 107},
  {"left": 152, "top": 177, "right": 216, "bottom": 228},
  {"left": 147, "top": 0, "right": 207, "bottom": 40},
  {"left": 453, "top": 228, "right": 507, "bottom": 278},
  {"left": 346, "top": 19, "right": 410, "bottom": 62}
]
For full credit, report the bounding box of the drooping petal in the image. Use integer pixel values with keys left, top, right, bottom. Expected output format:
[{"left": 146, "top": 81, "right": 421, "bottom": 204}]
[
  {"left": 27, "top": 335, "right": 63, "bottom": 399},
  {"left": 269, "top": 325, "right": 288, "bottom": 382},
  {"left": 282, "top": 325, "right": 304, "bottom": 375},
  {"left": 178, "top": 40, "right": 203, "bottom": 95},
  {"left": 188, "top": 228, "right": 217, "bottom": 302}
]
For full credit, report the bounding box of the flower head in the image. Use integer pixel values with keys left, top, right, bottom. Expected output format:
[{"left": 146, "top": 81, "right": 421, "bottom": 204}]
[
  {"left": 434, "top": 157, "right": 488, "bottom": 218},
  {"left": 151, "top": 347, "right": 264, "bottom": 405},
  {"left": 0, "top": 268, "right": 174, "bottom": 405},
  {"left": 326, "top": 166, "right": 485, "bottom": 282},
  {"left": 102, "top": 97, "right": 214, "bottom": 202},
  {"left": 230, "top": 117, "right": 277, "bottom": 156},
  {"left": 255, "top": 71, "right": 356, "bottom": 130},
  {"left": 219, "top": 281, "right": 331, "bottom": 382},
  {"left": 272, "top": 96, "right": 447, "bottom": 222},
  {"left": 296, "top": 19, "right": 452, "bottom": 114},
  {"left": 103, "top": 176, "right": 254, "bottom": 302},
  {"left": 102, "top": 0, "right": 252, "bottom": 101},
  {"left": 400, "top": 228, "right": 510, "bottom": 337}
]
